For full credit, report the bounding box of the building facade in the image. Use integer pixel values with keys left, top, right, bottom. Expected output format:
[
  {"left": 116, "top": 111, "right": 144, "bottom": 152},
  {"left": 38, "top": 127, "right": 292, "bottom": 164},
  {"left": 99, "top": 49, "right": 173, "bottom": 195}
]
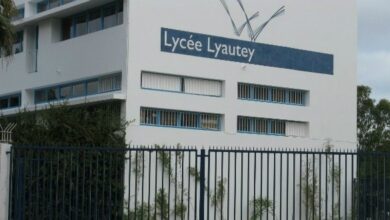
[{"left": 0, "top": 0, "right": 357, "bottom": 148}]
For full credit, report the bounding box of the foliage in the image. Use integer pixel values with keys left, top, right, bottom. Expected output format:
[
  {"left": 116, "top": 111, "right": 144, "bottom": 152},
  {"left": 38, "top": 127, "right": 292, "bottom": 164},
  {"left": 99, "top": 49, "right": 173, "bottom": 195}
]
[
  {"left": 211, "top": 177, "right": 227, "bottom": 217},
  {"left": 0, "top": 0, "right": 16, "bottom": 59},
  {"left": 250, "top": 198, "right": 274, "bottom": 219},
  {"left": 188, "top": 166, "right": 200, "bottom": 182},
  {"left": 0, "top": 102, "right": 127, "bottom": 146},
  {"left": 357, "top": 85, "right": 390, "bottom": 151},
  {"left": 126, "top": 202, "right": 153, "bottom": 220},
  {"left": 300, "top": 159, "right": 320, "bottom": 219},
  {"left": 3, "top": 102, "right": 128, "bottom": 219},
  {"left": 154, "top": 188, "right": 169, "bottom": 220}
]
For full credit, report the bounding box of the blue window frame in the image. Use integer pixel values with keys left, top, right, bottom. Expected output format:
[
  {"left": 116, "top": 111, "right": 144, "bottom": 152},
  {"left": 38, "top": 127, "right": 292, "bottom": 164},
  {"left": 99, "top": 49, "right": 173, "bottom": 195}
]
[
  {"left": 0, "top": 93, "right": 21, "bottom": 110},
  {"left": 237, "top": 116, "right": 287, "bottom": 136},
  {"left": 37, "top": 0, "right": 75, "bottom": 13},
  {"left": 238, "top": 83, "right": 307, "bottom": 106},
  {"left": 34, "top": 73, "right": 121, "bottom": 104},
  {"left": 140, "top": 108, "right": 222, "bottom": 131},
  {"left": 61, "top": 0, "right": 123, "bottom": 40}
]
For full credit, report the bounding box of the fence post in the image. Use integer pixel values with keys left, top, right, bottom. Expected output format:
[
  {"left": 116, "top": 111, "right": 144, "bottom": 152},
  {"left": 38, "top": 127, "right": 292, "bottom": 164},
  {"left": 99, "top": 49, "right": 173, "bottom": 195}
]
[
  {"left": 0, "top": 143, "right": 11, "bottom": 220},
  {"left": 199, "top": 149, "right": 206, "bottom": 220}
]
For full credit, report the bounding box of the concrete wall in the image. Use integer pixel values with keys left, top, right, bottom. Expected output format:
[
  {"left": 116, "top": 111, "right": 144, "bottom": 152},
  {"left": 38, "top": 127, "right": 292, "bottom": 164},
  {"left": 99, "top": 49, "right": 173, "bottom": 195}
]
[
  {"left": 0, "top": 143, "right": 11, "bottom": 220},
  {"left": 126, "top": 0, "right": 357, "bottom": 148}
]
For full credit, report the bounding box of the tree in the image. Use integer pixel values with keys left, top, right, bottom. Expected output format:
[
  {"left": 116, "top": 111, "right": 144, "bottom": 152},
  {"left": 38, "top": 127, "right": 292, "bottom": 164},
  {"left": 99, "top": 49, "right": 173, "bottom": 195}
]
[
  {"left": 0, "top": 0, "right": 16, "bottom": 57},
  {"left": 357, "top": 85, "right": 390, "bottom": 150}
]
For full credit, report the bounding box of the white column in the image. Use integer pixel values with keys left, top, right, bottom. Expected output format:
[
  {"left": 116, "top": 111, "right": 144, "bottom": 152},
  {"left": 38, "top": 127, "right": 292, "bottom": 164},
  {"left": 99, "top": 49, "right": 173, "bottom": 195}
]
[{"left": 0, "top": 143, "right": 11, "bottom": 220}]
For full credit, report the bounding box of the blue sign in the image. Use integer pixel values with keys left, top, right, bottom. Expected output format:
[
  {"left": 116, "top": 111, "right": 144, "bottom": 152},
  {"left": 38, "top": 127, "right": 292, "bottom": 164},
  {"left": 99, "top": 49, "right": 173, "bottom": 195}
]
[{"left": 161, "top": 28, "right": 333, "bottom": 75}]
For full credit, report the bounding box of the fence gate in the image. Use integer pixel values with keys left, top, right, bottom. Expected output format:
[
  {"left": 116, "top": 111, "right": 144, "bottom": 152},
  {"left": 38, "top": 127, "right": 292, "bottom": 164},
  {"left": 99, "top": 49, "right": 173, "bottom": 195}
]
[{"left": 8, "top": 146, "right": 390, "bottom": 219}]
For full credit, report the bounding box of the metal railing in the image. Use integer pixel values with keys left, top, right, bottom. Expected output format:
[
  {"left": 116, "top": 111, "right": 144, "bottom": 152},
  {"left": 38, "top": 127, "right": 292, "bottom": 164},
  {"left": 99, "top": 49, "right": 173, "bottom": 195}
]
[
  {"left": 8, "top": 146, "right": 390, "bottom": 219},
  {"left": 0, "top": 123, "right": 16, "bottom": 143}
]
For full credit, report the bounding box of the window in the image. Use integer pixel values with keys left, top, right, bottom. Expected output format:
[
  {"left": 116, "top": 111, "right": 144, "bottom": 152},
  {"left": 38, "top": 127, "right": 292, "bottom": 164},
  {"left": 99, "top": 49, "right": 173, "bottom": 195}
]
[
  {"left": 37, "top": 0, "right": 74, "bottom": 13},
  {"left": 35, "top": 89, "right": 47, "bottom": 103},
  {"left": 271, "top": 88, "right": 285, "bottom": 103},
  {"left": 13, "top": 31, "right": 23, "bottom": 54},
  {"left": 12, "top": 7, "right": 24, "bottom": 21},
  {"left": 88, "top": 9, "right": 102, "bottom": 33},
  {"left": 238, "top": 83, "right": 307, "bottom": 106},
  {"left": 103, "top": 4, "right": 117, "bottom": 28},
  {"left": 75, "top": 14, "right": 87, "bottom": 37},
  {"left": 60, "top": 85, "right": 72, "bottom": 99},
  {"left": 87, "top": 80, "right": 99, "bottom": 95},
  {"left": 34, "top": 73, "right": 121, "bottom": 104},
  {"left": 0, "top": 93, "right": 21, "bottom": 110},
  {"left": 238, "top": 83, "right": 250, "bottom": 99},
  {"left": 141, "top": 71, "right": 222, "bottom": 97},
  {"left": 62, "top": 17, "right": 73, "bottom": 40},
  {"left": 48, "top": 0, "right": 60, "bottom": 9},
  {"left": 61, "top": 1, "right": 123, "bottom": 40},
  {"left": 72, "top": 83, "right": 85, "bottom": 97},
  {"left": 237, "top": 116, "right": 306, "bottom": 137},
  {"left": 140, "top": 108, "right": 221, "bottom": 131}
]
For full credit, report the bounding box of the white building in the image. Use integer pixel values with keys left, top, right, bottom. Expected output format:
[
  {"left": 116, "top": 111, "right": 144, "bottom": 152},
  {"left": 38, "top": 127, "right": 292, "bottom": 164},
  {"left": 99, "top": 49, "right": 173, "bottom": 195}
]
[{"left": 0, "top": 0, "right": 357, "bottom": 148}]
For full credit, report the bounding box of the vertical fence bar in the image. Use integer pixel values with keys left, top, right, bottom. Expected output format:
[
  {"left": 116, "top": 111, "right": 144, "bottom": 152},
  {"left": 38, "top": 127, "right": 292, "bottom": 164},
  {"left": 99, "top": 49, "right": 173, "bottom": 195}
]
[{"left": 199, "top": 149, "right": 206, "bottom": 220}]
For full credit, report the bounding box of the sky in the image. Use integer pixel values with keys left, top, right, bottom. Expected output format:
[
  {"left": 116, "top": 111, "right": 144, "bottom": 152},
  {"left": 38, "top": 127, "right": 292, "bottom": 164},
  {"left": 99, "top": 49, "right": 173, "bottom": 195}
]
[{"left": 358, "top": 0, "right": 390, "bottom": 101}]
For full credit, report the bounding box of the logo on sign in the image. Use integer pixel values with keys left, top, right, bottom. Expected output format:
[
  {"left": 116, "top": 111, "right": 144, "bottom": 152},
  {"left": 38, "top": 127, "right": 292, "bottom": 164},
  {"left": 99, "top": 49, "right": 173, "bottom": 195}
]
[{"left": 218, "top": 0, "right": 285, "bottom": 42}]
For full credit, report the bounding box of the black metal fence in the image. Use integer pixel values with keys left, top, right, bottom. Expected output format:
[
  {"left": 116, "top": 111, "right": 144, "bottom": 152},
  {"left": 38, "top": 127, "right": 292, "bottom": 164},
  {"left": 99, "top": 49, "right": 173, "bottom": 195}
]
[{"left": 8, "top": 146, "right": 390, "bottom": 220}]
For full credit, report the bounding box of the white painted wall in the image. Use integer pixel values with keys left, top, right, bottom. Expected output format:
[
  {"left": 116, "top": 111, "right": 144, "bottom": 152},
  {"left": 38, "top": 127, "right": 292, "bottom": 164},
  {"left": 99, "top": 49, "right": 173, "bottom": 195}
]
[
  {"left": 126, "top": 0, "right": 357, "bottom": 148},
  {"left": 0, "top": 143, "right": 11, "bottom": 220}
]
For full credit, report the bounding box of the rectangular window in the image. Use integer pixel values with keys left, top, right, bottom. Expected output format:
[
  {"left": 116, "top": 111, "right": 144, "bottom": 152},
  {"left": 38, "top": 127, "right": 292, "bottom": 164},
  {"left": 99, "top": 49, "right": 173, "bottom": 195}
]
[
  {"left": 35, "top": 89, "right": 47, "bottom": 103},
  {"left": 12, "top": 7, "right": 24, "bottom": 21},
  {"left": 74, "top": 14, "right": 87, "bottom": 37},
  {"left": 87, "top": 80, "right": 99, "bottom": 95},
  {"left": 62, "top": 17, "right": 73, "bottom": 40},
  {"left": 141, "top": 71, "right": 222, "bottom": 97},
  {"left": 0, "top": 98, "right": 9, "bottom": 109},
  {"left": 60, "top": 85, "right": 72, "bottom": 99},
  {"left": 48, "top": 0, "right": 60, "bottom": 9},
  {"left": 140, "top": 108, "right": 221, "bottom": 131},
  {"left": 238, "top": 83, "right": 251, "bottom": 99},
  {"left": 13, "top": 31, "right": 23, "bottom": 54},
  {"left": 37, "top": 0, "right": 74, "bottom": 13},
  {"left": 238, "top": 82, "right": 307, "bottom": 106},
  {"left": 72, "top": 83, "right": 85, "bottom": 97},
  {"left": 253, "top": 86, "right": 268, "bottom": 101},
  {"left": 103, "top": 4, "right": 117, "bottom": 29},
  {"left": 88, "top": 9, "right": 102, "bottom": 33},
  {"left": 140, "top": 108, "right": 158, "bottom": 125},
  {"left": 238, "top": 116, "right": 303, "bottom": 136},
  {"left": 61, "top": 1, "right": 123, "bottom": 40},
  {"left": 184, "top": 78, "right": 222, "bottom": 96},
  {"left": 141, "top": 72, "right": 182, "bottom": 92},
  {"left": 37, "top": 1, "right": 48, "bottom": 13},
  {"left": 34, "top": 73, "right": 121, "bottom": 104}
]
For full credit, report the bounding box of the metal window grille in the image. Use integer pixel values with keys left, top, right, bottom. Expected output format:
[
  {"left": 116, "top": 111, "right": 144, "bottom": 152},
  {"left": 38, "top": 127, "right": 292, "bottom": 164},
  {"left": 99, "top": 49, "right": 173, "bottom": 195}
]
[
  {"left": 253, "top": 85, "right": 268, "bottom": 101},
  {"left": 140, "top": 108, "right": 221, "bottom": 131},
  {"left": 238, "top": 83, "right": 251, "bottom": 99}
]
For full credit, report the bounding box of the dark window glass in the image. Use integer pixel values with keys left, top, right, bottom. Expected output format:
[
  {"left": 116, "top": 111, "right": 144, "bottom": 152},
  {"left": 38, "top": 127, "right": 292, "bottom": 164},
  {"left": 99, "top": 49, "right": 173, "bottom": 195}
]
[
  {"left": 35, "top": 89, "right": 47, "bottom": 103},
  {"left": 9, "top": 96, "right": 20, "bottom": 107},
  {"left": 37, "top": 1, "right": 48, "bottom": 13},
  {"left": 117, "top": 1, "right": 123, "bottom": 24},
  {"left": 237, "top": 117, "right": 251, "bottom": 132},
  {"left": 88, "top": 9, "right": 102, "bottom": 33},
  {"left": 48, "top": 0, "right": 60, "bottom": 9},
  {"left": 87, "top": 80, "right": 99, "bottom": 95},
  {"left": 13, "top": 31, "right": 23, "bottom": 54},
  {"left": 103, "top": 4, "right": 116, "bottom": 29},
  {"left": 160, "top": 111, "right": 177, "bottom": 126},
  {"left": 60, "top": 86, "right": 72, "bottom": 99},
  {"left": 12, "top": 8, "right": 24, "bottom": 21},
  {"left": 73, "top": 83, "right": 85, "bottom": 97},
  {"left": 0, "top": 98, "right": 8, "bottom": 109},
  {"left": 47, "top": 88, "right": 59, "bottom": 101},
  {"left": 63, "top": 0, "right": 73, "bottom": 4},
  {"left": 181, "top": 112, "right": 199, "bottom": 128},
  {"left": 75, "top": 14, "right": 87, "bottom": 37},
  {"left": 62, "top": 17, "right": 73, "bottom": 40}
]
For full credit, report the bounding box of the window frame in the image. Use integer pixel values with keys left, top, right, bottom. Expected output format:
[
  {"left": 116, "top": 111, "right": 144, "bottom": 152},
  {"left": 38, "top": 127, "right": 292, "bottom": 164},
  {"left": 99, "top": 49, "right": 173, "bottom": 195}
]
[{"left": 0, "top": 93, "right": 21, "bottom": 110}]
